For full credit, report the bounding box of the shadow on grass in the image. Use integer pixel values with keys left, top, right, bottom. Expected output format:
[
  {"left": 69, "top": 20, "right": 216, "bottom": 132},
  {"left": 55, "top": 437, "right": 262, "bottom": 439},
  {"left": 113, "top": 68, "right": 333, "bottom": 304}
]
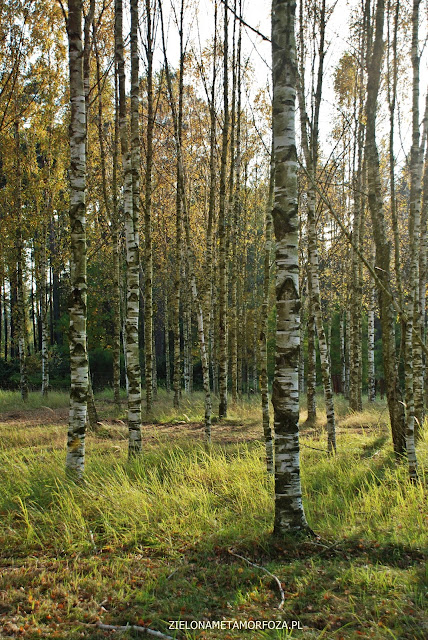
[
  {"left": 86, "top": 536, "right": 427, "bottom": 639},
  {"left": 360, "top": 435, "right": 389, "bottom": 457}
]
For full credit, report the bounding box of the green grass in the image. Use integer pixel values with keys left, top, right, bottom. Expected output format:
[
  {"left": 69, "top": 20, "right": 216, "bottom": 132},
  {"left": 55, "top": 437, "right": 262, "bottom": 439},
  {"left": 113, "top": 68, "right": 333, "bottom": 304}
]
[
  {"left": 0, "top": 393, "right": 427, "bottom": 639},
  {"left": 0, "top": 389, "right": 70, "bottom": 412},
  {"left": 0, "top": 388, "right": 266, "bottom": 424}
]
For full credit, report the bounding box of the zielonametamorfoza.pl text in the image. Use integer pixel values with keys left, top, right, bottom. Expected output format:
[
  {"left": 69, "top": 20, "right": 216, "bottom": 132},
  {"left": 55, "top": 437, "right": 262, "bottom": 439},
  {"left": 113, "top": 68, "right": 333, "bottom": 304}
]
[{"left": 168, "top": 620, "right": 303, "bottom": 631}]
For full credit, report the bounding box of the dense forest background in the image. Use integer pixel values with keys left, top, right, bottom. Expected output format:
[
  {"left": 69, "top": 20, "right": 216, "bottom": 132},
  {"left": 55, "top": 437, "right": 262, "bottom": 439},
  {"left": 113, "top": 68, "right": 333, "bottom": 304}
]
[
  {"left": 0, "top": 0, "right": 413, "bottom": 396},
  {"left": 2, "top": 0, "right": 427, "bottom": 459}
]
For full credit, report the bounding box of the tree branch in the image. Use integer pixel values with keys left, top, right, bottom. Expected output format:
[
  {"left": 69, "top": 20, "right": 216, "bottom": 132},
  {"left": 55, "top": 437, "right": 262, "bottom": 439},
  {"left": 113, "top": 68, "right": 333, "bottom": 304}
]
[
  {"left": 301, "top": 162, "right": 428, "bottom": 359},
  {"left": 92, "top": 622, "right": 174, "bottom": 639},
  {"left": 228, "top": 548, "right": 285, "bottom": 609},
  {"left": 219, "top": 0, "right": 271, "bottom": 44}
]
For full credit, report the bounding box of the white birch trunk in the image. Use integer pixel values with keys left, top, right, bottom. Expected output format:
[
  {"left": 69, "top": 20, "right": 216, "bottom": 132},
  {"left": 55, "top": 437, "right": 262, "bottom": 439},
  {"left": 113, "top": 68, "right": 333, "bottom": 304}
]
[
  {"left": 116, "top": 0, "right": 141, "bottom": 455},
  {"left": 218, "top": 2, "right": 229, "bottom": 419},
  {"left": 40, "top": 222, "right": 49, "bottom": 396},
  {"left": 164, "top": 290, "right": 171, "bottom": 392},
  {"left": 66, "top": 0, "right": 88, "bottom": 479},
  {"left": 340, "top": 312, "right": 346, "bottom": 395},
  {"left": 306, "top": 291, "right": 317, "bottom": 421},
  {"left": 405, "top": 0, "right": 422, "bottom": 480},
  {"left": 272, "top": 0, "right": 309, "bottom": 535},
  {"left": 260, "top": 150, "right": 274, "bottom": 473},
  {"left": 307, "top": 193, "right": 336, "bottom": 453},
  {"left": 14, "top": 121, "right": 28, "bottom": 403},
  {"left": 144, "top": 0, "right": 154, "bottom": 414},
  {"left": 367, "top": 285, "right": 376, "bottom": 403}
]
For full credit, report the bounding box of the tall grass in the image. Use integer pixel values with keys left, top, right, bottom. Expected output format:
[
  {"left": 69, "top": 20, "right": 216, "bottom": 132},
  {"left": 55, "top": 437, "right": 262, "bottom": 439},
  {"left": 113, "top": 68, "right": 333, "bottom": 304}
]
[
  {"left": 0, "top": 389, "right": 70, "bottom": 412},
  {"left": 1, "top": 423, "right": 426, "bottom": 556},
  {"left": 0, "top": 395, "right": 427, "bottom": 638},
  {"left": 0, "top": 441, "right": 272, "bottom": 555}
]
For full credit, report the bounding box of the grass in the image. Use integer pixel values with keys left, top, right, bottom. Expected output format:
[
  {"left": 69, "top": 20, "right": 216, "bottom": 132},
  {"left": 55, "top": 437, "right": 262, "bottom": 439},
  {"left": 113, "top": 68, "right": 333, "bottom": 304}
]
[
  {"left": 0, "top": 389, "right": 70, "bottom": 413},
  {"left": 0, "top": 391, "right": 427, "bottom": 639}
]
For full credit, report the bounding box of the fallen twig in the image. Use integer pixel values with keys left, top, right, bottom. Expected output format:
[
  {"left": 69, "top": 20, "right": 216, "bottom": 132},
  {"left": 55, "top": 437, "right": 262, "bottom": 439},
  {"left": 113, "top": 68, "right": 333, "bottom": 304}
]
[
  {"left": 91, "top": 621, "right": 174, "bottom": 639},
  {"left": 166, "top": 567, "right": 180, "bottom": 580},
  {"left": 311, "top": 540, "right": 344, "bottom": 557},
  {"left": 300, "top": 442, "right": 328, "bottom": 453},
  {"left": 228, "top": 548, "right": 285, "bottom": 609},
  {"left": 304, "top": 540, "right": 331, "bottom": 550}
]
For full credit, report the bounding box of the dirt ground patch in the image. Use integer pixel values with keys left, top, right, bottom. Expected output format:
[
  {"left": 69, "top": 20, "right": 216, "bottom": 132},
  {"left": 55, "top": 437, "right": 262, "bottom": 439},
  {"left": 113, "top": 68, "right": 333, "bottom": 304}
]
[{"left": 0, "top": 407, "right": 68, "bottom": 424}]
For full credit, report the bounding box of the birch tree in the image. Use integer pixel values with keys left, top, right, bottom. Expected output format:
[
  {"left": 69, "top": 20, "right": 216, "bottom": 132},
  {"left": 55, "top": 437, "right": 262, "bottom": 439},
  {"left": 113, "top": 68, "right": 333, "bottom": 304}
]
[
  {"left": 218, "top": 1, "right": 229, "bottom": 419},
  {"left": 297, "top": 0, "right": 336, "bottom": 453},
  {"left": 116, "top": 0, "right": 142, "bottom": 456},
  {"left": 66, "top": 0, "right": 89, "bottom": 479},
  {"left": 159, "top": 0, "right": 212, "bottom": 440},
  {"left": 272, "top": 0, "right": 310, "bottom": 535},
  {"left": 172, "top": 0, "right": 185, "bottom": 409},
  {"left": 39, "top": 222, "right": 49, "bottom": 396},
  {"left": 143, "top": 0, "right": 155, "bottom": 414},
  {"left": 404, "top": 0, "right": 423, "bottom": 480},
  {"left": 14, "top": 121, "right": 28, "bottom": 402},
  {"left": 364, "top": 0, "right": 401, "bottom": 448},
  {"left": 367, "top": 267, "right": 376, "bottom": 403},
  {"left": 365, "top": 0, "right": 405, "bottom": 457},
  {"left": 260, "top": 147, "right": 274, "bottom": 474}
]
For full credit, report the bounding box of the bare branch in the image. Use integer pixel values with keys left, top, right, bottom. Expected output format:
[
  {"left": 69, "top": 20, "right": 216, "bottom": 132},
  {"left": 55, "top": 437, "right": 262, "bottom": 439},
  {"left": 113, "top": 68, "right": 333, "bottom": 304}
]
[
  {"left": 92, "top": 622, "right": 174, "bottom": 639},
  {"left": 219, "top": 0, "right": 271, "bottom": 44},
  {"left": 228, "top": 549, "right": 285, "bottom": 609},
  {"left": 301, "top": 163, "right": 428, "bottom": 359}
]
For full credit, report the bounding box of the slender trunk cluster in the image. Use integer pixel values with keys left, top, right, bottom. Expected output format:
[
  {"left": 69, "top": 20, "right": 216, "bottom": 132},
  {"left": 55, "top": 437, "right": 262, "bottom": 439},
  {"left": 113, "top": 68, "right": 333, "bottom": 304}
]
[
  {"left": 297, "top": 0, "right": 336, "bottom": 453},
  {"left": 159, "top": 0, "right": 212, "bottom": 438},
  {"left": 340, "top": 312, "right": 346, "bottom": 396},
  {"left": 203, "top": 2, "right": 217, "bottom": 403},
  {"left": 230, "top": 6, "right": 242, "bottom": 404},
  {"left": 365, "top": 0, "right": 406, "bottom": 457},
  {"left": 307, "top": 196, "right": 336, "bottom": 452},
  {"left": 112, "top": 76, "right": 122, "bottom": 410},
  {"left": 420, "top": 121, "right": 428, "bottom": 419},
  {"left": 94, "top": 24, "right": 121, "bottom": 409}
]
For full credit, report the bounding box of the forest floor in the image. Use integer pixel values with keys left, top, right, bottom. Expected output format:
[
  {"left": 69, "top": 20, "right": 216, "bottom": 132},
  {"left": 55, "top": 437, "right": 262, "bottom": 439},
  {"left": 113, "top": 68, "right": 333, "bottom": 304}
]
[{"left": 0, "top": 390, "right": 427, "bottom": 640}]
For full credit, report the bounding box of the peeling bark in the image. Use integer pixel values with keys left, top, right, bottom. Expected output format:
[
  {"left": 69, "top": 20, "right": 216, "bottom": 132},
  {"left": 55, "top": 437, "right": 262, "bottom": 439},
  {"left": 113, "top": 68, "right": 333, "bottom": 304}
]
[
  {"left": 272, "top": 0, "right": 309, "bottom": 535},
  {"left": 66, "top": 0, "right": 89, "bottom": 479},
  {"left": 116, "top": 0, "right": 142, "bottom": 456}
]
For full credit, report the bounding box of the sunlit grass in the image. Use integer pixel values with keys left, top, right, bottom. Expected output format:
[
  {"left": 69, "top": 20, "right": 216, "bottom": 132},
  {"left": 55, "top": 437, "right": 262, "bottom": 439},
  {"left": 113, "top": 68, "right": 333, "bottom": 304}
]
[{"left": 0, "top": 393, "right": 427, "bottom": 638}]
